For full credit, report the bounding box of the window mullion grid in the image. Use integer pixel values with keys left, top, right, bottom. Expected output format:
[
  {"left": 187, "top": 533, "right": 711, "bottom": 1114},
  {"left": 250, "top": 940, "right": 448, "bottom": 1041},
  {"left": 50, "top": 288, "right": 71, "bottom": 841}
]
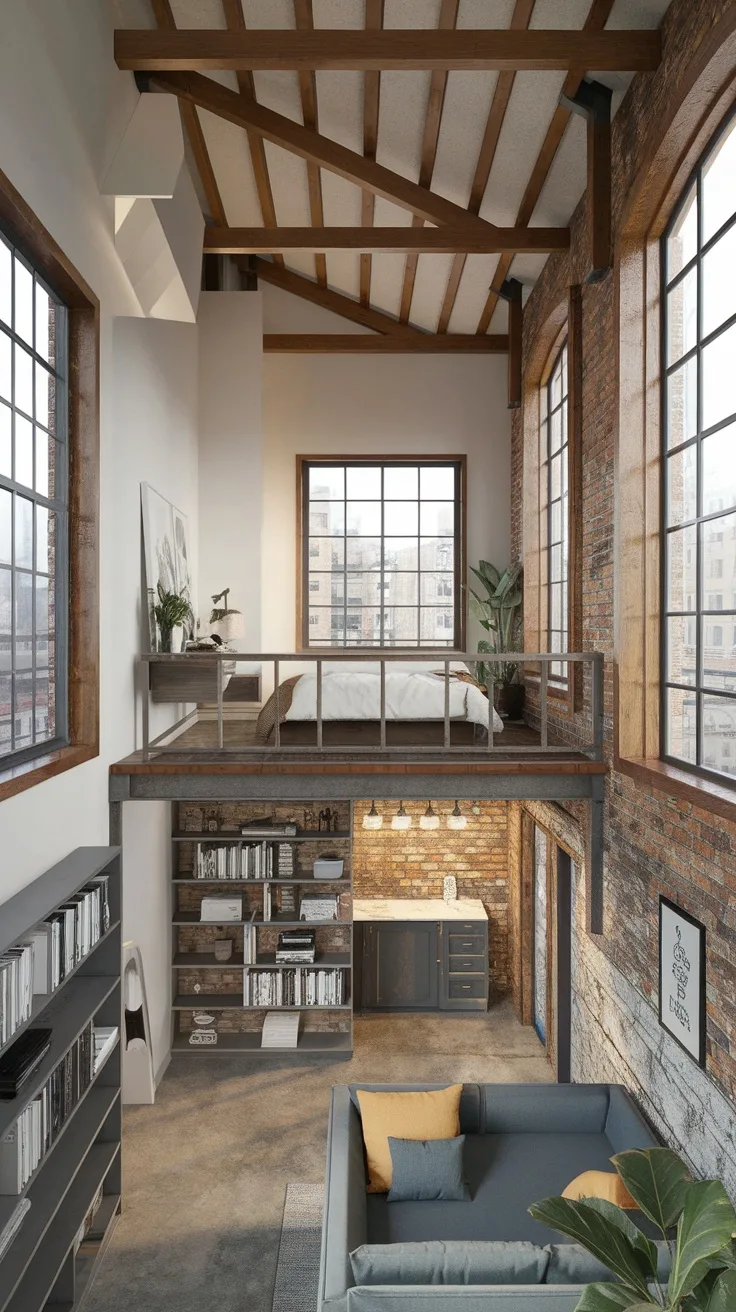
[
  {"left": 342, "top": 466, "right": 347, "bottom": 647},
  {"left": 695, "top": 160, "right": 704, "bottom": 768},
  {"left": 379, "top": 464, "right": 385, "bottom": 649}
]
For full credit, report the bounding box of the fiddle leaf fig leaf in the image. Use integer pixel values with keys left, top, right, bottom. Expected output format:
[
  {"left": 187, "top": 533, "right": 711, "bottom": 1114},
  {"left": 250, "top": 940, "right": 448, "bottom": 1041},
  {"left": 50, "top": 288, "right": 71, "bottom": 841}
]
[
  {"left": 611, "top": 1148, "right": 693, "bottom": 1234},
  {"left": 668, "top": 1181, "right": 736, "bottom": 1305},
  {"left": 528, "top": 1198, "right": 652, "bottom": 1297}
]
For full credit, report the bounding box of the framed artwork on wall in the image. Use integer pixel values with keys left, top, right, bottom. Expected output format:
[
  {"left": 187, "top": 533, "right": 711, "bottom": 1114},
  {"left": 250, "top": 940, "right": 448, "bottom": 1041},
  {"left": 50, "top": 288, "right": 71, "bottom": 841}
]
[
  {"left": 141, "top": 484, "right": 194, "bottom": 650},
  {"left": 658, "top": 896, "right": 706, "bottom": 1067}
]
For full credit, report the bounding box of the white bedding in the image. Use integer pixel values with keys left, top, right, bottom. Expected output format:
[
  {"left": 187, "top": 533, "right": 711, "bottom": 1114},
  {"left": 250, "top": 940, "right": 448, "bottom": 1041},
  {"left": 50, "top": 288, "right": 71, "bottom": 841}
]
[{"left": 284, "top": 662, "right": 503, "bottom": 733}]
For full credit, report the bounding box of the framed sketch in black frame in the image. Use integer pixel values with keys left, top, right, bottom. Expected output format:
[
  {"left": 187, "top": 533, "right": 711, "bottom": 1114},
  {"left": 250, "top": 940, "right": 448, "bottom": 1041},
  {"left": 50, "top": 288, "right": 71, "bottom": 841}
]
[{"left": 658, "top": 896, "right": 706, "bottom": 1068}]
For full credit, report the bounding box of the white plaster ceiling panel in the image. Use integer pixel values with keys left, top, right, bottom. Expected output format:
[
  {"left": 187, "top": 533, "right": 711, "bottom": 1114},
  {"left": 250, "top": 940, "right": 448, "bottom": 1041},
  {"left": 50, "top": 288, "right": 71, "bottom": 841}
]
[
  {"left": 201, "top": 69, "right": 240, "bottom": 92},
  {"left": 384, "top": 0, "right": 443, "bottom": 28},
  {"left": 488, "top": 299, "right": 509, "bottom": 332},
  {"left": 169, "top": 0, "right": 226, "bottom": 26},
  {"left": 323, "top": 252, "right": 361, "bottom": 301},
  {"left": 373, "top": 197, "right": 415, "bottom": 228},
  {"left": 320, "top": 171, "right": 363, "bottom": 226},
  {"left": 314, "top": 73, "right": 364, "bottom": 153},
  {"left": 313, "top": 0, "right": 365, "bottom": 27},
  {"left": 252, "top": 71, "right": 305, "bottom": 124},
  {"left": 529, "top": 0, "right": 590, "bottom": 28},
  {"left": 457, "top": 0, "right": 516, "bottom": 29},
  {"left": 608, "top": 0, "right": 672, "bottom": 27},
  {"left": 376, "top": 72, "right": 431, "bottom": 184},
  {"left": 368, "top": 255, "right": 406, "bottom": 321},
  {"left": 262, "top": 283, "right": 372, "bottom": 334},
  {"left": 447, "top": 254, "right": 500, "bottom": 333},
  {"left": 263, "top": 141, "right": 312, "bottom": 225},
  {"left": 112, "top": 0, "right": 155, "bottom": 26},
  {"left": 410, "top": 254, "right": 456, "bottom": 331},
  {"left": 431, "top": 71, "right": 499, "bottom": 208},
  {"left": 283, "top": 254, "right": 320, "bottom": 279},
  {"left": 241, "top": 0, "right": 295, "bottom": 28},
  {"left": 479, "top": 71, "right": 567, "bottom": 227},
  {"left": 529, "top": 112, "right": 586, "bottom": 228},
  {"left": 199, "top": 110, "right": 264, "bottom": 225},
  {"left": 511, "top": 252, "right": 551, "bottom": 289}
]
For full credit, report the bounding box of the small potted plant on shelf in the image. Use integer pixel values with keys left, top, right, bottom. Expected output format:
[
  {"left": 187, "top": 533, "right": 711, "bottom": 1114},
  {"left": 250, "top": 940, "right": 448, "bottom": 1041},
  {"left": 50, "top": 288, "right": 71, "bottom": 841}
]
[
  {"left": 529, "top": 1145, "right": 736, "bottom": 1312},
  {"left": 153, "top": 582, "right": 194, "bottom": 653},
  {"left": 468, "top": 561, "right": 524, "bottom": 720},
  {"left": 209, "top": 588, "right": 244, "bottom": 648}
]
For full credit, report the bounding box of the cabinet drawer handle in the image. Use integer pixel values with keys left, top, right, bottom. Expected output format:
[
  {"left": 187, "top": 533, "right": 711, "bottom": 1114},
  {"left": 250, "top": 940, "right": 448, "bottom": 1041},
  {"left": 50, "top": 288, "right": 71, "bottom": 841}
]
[
  {"left": 461, "top": 942, "right": 474, "bottom": 949},
  {"left": 461, "top": 984, "right": 471, "bottom": 990}
]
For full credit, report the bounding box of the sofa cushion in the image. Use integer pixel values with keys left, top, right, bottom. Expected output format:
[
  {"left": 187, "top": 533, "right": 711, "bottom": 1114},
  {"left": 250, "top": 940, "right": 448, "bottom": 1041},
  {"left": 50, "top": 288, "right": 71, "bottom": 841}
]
[
  {"left": 349, "top": 1240, "right": 550, "bottom": 1287},
  {"left": 545, "top": 1241, "right": 673, "bottom": 1285},
  {"left": 482, "top": 1085, "right": 611, "bottom": 1135},
  {"left": 356, "top": 1087, "right": 462, "bottom": 1194},
  {"left": 349, "top": 1084, "right": 482, "bottom": 1135},
  {"left": 387, "top": 1137, "right": 469, "bottom": 1202}
]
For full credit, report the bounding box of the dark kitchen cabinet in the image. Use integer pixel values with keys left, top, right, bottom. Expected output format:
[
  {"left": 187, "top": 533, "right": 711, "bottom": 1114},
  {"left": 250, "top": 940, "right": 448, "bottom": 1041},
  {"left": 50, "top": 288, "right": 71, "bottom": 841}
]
[{"left": 356, "top": 918, "right": 488, "bottom": 1012}]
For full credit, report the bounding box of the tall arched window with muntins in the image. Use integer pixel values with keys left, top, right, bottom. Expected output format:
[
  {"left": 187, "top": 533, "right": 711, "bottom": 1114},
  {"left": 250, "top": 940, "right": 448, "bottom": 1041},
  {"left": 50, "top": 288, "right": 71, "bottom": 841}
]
[
  {"left": 663, "top": 108, "right": 736, "bottom": 781},
  {"left": 540, "top": 338, "right": 569, "bottom": 687}
]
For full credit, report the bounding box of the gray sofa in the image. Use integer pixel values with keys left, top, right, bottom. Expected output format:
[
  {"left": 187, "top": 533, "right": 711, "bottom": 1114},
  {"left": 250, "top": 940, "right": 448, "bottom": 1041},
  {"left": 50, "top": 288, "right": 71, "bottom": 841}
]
[{"left": 318, "top": 1082, "right": 663, "bottom": 1312}]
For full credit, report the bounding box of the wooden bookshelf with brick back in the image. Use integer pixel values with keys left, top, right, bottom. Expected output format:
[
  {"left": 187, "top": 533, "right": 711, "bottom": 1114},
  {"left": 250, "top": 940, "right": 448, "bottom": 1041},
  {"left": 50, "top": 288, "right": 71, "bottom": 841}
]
[{"left": 171, "top": 802, "right": 354, "bottom": 1056}]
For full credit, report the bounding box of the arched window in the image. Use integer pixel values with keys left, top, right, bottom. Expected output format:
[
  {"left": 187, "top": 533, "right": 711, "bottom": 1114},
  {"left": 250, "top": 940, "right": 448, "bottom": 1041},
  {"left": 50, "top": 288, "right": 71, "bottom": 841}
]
[
  {"left": 540, "top": 338, "right": 569, "bottom": 685},
  {"left": 662, "top": 108, "right": 736, "bottom": 781}
]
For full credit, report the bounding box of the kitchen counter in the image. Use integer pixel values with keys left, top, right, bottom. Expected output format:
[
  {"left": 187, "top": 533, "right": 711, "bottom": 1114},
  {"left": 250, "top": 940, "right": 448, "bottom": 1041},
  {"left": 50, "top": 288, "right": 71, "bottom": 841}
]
[{"left": 353, "top": 897, "right": 487, "bottom": 922}]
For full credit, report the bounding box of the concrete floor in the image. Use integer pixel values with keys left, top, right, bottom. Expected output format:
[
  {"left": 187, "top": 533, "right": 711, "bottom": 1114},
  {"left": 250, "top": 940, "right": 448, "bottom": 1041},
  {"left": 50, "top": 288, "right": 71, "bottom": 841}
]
[{"left": 86, "top": 1004, "right": 551, "bottom": 1312}]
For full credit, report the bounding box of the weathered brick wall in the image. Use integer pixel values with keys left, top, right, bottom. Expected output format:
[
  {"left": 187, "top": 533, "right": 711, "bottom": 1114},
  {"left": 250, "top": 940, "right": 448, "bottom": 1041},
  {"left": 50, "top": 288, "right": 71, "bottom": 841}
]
[
  {"left": 511, "top": 0, "right": 736, "bottom": 1140},
  {"left": 353, "top": 799, "right": 510, "bottom": 996}
]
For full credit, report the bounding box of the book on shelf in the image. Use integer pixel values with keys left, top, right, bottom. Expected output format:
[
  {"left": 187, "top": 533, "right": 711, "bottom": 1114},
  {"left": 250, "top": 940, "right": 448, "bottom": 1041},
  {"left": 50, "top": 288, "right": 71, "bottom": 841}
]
[
  {"left": 275, "top": 929, "right": 315, "bottom": 964},
  {"left": 241, "top": 821, "right": 297, "bottom": 838},
  {"left": 0, "top": 1028, "right": 52, "bottom": 1100},
  {"left": 195, "top": 841, "right": 288, "bottom": 881},
  {"left": 0, "top": 943, "right": 34, "bottom": 1050},
  {"left": 92, "top": 1026, "right": 119, "bottom": 1074},
  {"left": 243, "top": 967, "right": 345, "bottom": 1008},
  {"left": 199, "top": 896, "right": 242, "bottom": 923},
  {"left": 0, "top": 1197, "right": 30, "bottom": 1262},
  {"left": 0, "top": 1021, "right": 94, "bottom": 1194},
  {"left": 261, "top": 1011, "right": 300, "bottom": 1049},
  {"left": 299, "top": 894, "right": 338, "bottom": 923},
  {"left": 243, "top": 920, "right": 257, "bottom": 965}
]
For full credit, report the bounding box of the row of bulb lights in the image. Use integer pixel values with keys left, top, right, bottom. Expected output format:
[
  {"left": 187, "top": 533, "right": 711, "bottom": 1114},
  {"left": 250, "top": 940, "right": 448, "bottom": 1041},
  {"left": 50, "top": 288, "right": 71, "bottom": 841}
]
[{"left": 362, "top": 801, "right": 467, "bottom": 831}]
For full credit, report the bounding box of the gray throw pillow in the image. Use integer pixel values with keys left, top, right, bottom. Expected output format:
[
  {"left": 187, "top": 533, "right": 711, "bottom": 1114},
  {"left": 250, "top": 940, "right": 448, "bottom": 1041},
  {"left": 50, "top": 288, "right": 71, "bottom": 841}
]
[
  {"left": 350, "top": 1240, "right": 550, "bottom": 1287},
  {"left": 545, "top": 1241, "right": 672, "bottom": 1285},
  {"left": 387, "top": 1135, "right": 469, "bottom": 1202}
]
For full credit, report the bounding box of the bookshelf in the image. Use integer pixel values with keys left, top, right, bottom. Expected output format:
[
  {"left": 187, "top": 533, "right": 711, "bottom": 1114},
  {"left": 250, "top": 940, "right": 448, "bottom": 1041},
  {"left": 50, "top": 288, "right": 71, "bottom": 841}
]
[
  {"left": 171, "top": 802, "right": 353, "bottom": 1057},
  {"left": 0, "top": 847, "right": 122, "bottom": 1312}
]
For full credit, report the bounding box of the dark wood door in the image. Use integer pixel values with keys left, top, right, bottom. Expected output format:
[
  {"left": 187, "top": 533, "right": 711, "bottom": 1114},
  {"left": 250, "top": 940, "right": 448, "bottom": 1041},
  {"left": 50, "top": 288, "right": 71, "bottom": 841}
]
[{"left": 361, "top": 921, "right": 439, "bottom": 1009}]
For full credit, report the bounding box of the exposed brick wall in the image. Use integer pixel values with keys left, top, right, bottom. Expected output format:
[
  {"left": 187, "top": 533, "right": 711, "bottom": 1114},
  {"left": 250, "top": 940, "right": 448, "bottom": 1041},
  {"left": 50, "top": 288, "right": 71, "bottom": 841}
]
[
  {"left": 510, "top": 0, "right": 736, "bottom": 1128},
  {"left": 353, "top": 799, "right": 510, "bottom": 996}
]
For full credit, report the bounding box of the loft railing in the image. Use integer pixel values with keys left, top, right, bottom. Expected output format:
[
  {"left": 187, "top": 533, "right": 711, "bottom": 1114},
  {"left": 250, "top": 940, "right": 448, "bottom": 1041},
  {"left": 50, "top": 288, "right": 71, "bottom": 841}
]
[{"left": 138, "top": 649, "right": 604, "bottom": 762}]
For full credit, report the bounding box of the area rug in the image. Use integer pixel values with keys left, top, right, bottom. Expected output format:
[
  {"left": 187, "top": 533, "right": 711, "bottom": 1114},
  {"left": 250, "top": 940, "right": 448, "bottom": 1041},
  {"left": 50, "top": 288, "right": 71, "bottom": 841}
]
[{"left": 271, "top": 1182, "right": 324, "bottom": 1312}]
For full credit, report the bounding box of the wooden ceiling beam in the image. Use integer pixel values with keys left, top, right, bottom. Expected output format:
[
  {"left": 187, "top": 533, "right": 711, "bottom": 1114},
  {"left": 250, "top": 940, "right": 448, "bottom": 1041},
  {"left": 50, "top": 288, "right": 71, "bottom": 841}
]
[
  {"left": 399, "top": 0, "right": 459, "bottom": 326},
  {"left": 116, "top": 29, "right": 661, "bottom": 73},
  {"left": 263, "top": 333, "right": 509, "bottom": 353},
  {"left": 204, "top": 226, "right": 570, "bottom": 253},
  {"left": 250, "top": 257, "right": 420, "bottom": 337},
  {"left": 294, "top": 0, "right": 327, "bottom": 288},
  {"left": 560, "top": 79, "right": 613, "bottom": 280},
  {"left": 438, "top": 0, "right": 534, "bottom": 334},
  {"left": 221, "top": 0, "right": 284, "bottom": 268},
  {"left": 143, "top": 70, "right": 501, "bottom": 233},
  {"left": 475, "top": 0, "right": 616, "bottom": 334},
  {"left": 360, "top": 0, "right": 384, "bottom": 308}
]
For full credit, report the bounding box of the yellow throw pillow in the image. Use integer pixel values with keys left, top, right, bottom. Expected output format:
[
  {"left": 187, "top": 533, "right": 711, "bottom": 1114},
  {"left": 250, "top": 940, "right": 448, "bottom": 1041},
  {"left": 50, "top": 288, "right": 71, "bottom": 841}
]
[
  {"left": 356, "top": 1085, "right": 463, "bottom": 1193},
  {"left": 562, "top": 1169, "right": 639, "bottom": 1211}
]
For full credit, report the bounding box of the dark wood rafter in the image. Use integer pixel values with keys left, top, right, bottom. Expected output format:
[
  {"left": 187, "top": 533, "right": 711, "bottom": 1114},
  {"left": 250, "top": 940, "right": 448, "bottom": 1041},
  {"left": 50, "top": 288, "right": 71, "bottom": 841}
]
[
  {"left": 263, "top": 333, "right": 508, "bottom": 353},
  {"left": 204, "top": 226, "right": 570, "bottom": 253},
  {"left": 115, "top": 29, "right": 662, "bottom": 73},
  {"left": 498, "top": 277, "right": 523, "bottom": 408},
  {"left": 250, "top": 257, "right": 420, "bottom": 337},
  {"left": 361, "top": 0, "right": 384, "bottom": 308},
  {"left": 560, "top": 79, "right": 613, "bottom": 280},
  {"left": 475, "top": 0, "right": 616, "bottom": 334},
  {"left": 150, "top": 0, "right": 226, "bottom": 225},
  {"left": 143, "top": 71, "right": 501, "bottom": 234},
  {"left": 221, "top": 0, "right": 284, "bottom": 269},
  {"left": 399, "top": 0, "right": 458, "bottom": 326},
  {"left": 438, "top": 0, "right": 535, "bottom": 334},
  {"left": 293, "top": 0, "right": 327, "bottom": 287}
]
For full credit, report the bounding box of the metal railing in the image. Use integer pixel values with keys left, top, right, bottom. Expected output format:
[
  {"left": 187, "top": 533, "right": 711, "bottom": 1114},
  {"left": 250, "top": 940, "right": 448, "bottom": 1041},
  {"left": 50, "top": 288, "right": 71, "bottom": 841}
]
[{"left": 139, "top": 650, "right": 604, "bottom": 762}]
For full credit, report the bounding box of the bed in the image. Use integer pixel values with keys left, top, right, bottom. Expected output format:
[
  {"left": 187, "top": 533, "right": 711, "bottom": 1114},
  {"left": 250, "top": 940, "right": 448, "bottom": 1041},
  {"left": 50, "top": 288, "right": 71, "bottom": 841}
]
[{"left": 255, "top": 661, "right": 503, "bottom": 747}]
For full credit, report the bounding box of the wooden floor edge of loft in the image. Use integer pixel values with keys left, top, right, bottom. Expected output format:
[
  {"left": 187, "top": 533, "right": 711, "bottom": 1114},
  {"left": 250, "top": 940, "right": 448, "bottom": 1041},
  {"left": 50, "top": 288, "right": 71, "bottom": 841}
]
[{"left": 109, "top": 754, "right": 608, "bottom": 776}]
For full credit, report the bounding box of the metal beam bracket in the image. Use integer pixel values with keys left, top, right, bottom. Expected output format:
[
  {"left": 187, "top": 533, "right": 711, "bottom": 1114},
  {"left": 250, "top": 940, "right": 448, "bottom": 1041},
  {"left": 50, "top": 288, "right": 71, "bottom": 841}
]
[
  {"left": 559, "top": 78, "right": 613, "bottom": 124},
  {"left": 496, "top": 276, "right": 523, "bottom": 304}
]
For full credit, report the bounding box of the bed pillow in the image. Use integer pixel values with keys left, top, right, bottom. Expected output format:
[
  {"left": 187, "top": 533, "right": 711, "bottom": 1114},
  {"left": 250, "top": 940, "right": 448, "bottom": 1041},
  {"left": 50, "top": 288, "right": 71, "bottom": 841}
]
[
  {"left": 350, "top": 1240, "right": 549, "bottom": 1287},
  {"left": 387, "top": 1135, "right": 469, "bottom": 1201},
  {"left": 355, "top": 1085, "right": 462, "bottom": 1193}
]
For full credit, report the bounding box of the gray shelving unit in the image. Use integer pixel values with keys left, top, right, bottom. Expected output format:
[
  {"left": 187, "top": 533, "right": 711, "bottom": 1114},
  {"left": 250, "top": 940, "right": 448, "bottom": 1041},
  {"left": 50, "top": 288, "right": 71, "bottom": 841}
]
[
  {"left": 0, "top": 847, "right": 122, "bottom": 1312},
  {"left": 171, "top": 805, "right": 354, "bottom": 1057}
]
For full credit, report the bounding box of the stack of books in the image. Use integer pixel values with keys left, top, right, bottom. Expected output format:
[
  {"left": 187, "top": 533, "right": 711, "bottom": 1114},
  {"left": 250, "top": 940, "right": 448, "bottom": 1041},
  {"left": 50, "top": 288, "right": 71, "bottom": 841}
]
[
  {"left": 261, "top": 1012, "right": 300, "bottom": 1049},
  {"left": 299, "top": 893, "right": 338, "bottom": 923},
  {"left": 0, "top": 1028, "right": 51, "bottom": 1100},
  {"left": 241, "top": 821, "right": 297, "bottom": 838},
  {"left": 0, "top": 943, "right": 35, "bottom": 1049},
  {"left": 195, "top": 842, "right": 275, "bottom": 881},
  {"left": 276, "top": 844, "right": 295, "bottom": 877},
  {"left": 276, "top": 929, "right": 316, "bottom": 964},
  {"left": 243, "top": 967, "right": 345, "bottom": 1007}
]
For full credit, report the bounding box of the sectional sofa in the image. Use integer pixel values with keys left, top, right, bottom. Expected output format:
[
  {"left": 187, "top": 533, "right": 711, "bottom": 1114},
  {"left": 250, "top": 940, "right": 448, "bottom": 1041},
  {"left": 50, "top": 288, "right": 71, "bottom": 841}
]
[{"left": 318, "top": 1082, "right": 663, "bottom": 1312}]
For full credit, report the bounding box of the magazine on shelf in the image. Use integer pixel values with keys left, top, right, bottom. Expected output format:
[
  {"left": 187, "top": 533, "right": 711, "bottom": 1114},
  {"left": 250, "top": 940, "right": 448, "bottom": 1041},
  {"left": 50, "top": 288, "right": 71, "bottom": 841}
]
[{"left": 260, "top": 1012, "right": 300, "bottom": 1049}]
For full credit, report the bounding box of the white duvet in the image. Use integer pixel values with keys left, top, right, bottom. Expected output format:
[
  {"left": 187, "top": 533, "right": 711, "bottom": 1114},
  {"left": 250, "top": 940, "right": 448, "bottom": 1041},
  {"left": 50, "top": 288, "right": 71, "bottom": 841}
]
[{"left": 284, "top": 662, "right": 503, "bottom": 733}]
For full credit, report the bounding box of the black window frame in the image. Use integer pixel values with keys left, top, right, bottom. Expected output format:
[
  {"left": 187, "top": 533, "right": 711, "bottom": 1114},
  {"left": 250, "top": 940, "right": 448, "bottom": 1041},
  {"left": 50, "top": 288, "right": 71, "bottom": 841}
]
[
  {"left": 661, "top": 106, "right": 736, "bottom": 786},
  {"left": 540, "top": 338, "right": 570, "bottom": 688}
]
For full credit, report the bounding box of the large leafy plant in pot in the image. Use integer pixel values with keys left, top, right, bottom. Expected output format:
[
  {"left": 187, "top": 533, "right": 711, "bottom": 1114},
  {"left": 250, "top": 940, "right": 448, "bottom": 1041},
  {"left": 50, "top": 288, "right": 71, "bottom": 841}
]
[
  {"left": 468, "top": 561, "right": 524, "bottom": 718},
  {"left": 529, "top": 1146, "right": 736, "bottom": 1311},
  {"left": 153, "top": 583, "right": 194, "bottom": 653}
]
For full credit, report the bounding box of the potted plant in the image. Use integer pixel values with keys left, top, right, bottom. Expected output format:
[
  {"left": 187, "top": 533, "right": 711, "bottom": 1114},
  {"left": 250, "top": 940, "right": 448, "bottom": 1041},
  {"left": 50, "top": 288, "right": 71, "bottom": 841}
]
[
  {"left": 468, "top": 561, "right": 524, "bottom": 719},
  {"left": 529, "top": 1145, "right": 736, "bottom": 1311},
  {"left": 209, "top": 588, "right": 244, "bottom": 647},
  {"left": 153, "top": 582, "right": 194, "bottom": 653}
]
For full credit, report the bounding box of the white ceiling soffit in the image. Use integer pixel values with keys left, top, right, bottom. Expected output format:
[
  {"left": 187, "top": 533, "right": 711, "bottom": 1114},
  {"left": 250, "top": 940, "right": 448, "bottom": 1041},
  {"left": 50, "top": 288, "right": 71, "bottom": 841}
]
[{"left": 116, "top": 0, "right": 674, "bottom": 333}]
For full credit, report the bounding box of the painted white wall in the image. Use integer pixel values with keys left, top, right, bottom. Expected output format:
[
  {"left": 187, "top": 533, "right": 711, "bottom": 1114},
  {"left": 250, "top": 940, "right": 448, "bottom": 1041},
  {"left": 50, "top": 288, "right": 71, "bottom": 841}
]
[
  {"left": 0, "top": 0, "right": 198, "bottom": 1043},
  {"left": 198, "top": 292, "right": 263, "bottom": 649},
  {"left": 261, "top": 285, "right": 512, "bottom": 653},
  {"left": 122, "top": 801, "right": 173, "bottom": 1085}
]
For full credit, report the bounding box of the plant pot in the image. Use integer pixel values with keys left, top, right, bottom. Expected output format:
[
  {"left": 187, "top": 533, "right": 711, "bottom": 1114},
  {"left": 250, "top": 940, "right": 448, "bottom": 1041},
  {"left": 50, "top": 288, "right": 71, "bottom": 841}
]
[
  {"left": 158, "top": 625, "right": 173, "bottom": 653},
  {"left": 496, "top": 682, "right": 525, "bottom": 721}
]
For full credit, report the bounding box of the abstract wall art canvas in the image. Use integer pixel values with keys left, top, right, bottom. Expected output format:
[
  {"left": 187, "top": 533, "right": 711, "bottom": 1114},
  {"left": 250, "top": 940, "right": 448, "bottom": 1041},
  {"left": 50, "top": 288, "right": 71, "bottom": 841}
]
[{"left": 141, "top": 484, "right": 194, "bottom": 650}]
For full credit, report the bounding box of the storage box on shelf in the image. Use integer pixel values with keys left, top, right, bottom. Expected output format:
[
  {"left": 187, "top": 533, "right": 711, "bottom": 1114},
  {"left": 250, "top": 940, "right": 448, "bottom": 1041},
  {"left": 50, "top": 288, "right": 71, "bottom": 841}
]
[
  {"left": 171, "top": 803, "right": 354, "bottom": 1056},
  {"left": 0, "top": 848, "right": 122, "bottom": 1312}
]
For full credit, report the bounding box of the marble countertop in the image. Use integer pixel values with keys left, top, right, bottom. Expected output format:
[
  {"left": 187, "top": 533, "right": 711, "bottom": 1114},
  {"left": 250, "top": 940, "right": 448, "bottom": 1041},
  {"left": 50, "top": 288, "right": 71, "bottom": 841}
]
[{"left": 353, "top": 897, "right": 487, "bottom": 922}]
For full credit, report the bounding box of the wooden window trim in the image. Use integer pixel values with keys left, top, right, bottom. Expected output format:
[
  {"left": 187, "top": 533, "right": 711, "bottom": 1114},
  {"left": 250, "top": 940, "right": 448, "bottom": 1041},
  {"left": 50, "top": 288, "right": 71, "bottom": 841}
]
[
  {"left": 522, "top": 288, "right": 583, "bottom": 716},
  {"left": 614, "top": 11, "right": 736, "bottom": 823},
  {"left": 296, "top": 454, "right": 466, "bottom": 652},
  {"left": 0, "top": 167, "right": 99, "bottom": 804}
]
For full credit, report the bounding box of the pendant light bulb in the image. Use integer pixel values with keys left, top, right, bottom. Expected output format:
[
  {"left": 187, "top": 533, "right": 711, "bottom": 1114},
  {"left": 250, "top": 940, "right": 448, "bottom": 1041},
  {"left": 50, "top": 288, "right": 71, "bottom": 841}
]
[
  {"left": 363, "top": 801, "right": 383, "bottom": 830},
  {"left": 391, "top": 801, "right": 412, "bottom": 831},
  {"left": 447, "top": 801, "right": 467, "bottom": 830},
  {"left": 419, "top": 801, "right": 440, "bottom": 831}
]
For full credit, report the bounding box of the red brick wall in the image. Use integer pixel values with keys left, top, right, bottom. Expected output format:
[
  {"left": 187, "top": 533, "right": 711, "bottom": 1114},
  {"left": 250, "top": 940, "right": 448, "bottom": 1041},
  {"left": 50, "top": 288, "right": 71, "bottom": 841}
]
[{"left": 511, "top": 0, "right": 736, "bottom": 1107}]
